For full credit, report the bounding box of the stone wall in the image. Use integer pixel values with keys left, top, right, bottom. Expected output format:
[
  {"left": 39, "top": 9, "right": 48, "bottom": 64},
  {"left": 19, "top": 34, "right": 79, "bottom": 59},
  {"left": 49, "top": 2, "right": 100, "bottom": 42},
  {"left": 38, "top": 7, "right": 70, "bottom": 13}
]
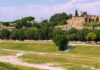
[{"left": 67, "top": 17, "right": 85, "bottom": 25}]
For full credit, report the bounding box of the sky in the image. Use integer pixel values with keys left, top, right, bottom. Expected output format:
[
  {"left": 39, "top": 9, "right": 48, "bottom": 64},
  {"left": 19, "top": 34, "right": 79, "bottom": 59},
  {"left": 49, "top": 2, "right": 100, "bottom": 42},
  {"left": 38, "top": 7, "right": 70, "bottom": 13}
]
[{"left": 0, "top": 0, "right": 100, "bottom": 21}]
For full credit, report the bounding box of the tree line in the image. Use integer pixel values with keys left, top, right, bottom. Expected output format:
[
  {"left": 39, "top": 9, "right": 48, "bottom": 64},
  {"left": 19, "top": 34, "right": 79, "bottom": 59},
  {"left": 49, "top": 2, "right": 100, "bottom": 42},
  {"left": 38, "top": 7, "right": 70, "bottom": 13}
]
[
  {"left": 65, "top": 28, "right": 100, "bottom": 42},
  {"left": 0, "top": 13, "right": 70, "bottom": 40},
  {"left": 0, "top": 12, "right": 100, "bottom": 51}
]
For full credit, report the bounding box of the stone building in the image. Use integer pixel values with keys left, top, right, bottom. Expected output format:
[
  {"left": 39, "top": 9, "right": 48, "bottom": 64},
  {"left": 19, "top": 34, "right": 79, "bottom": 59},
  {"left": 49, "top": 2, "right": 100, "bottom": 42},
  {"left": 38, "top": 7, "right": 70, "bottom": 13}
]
[{"left": 55, "top": 11, "right": 100, "bottom": 30}]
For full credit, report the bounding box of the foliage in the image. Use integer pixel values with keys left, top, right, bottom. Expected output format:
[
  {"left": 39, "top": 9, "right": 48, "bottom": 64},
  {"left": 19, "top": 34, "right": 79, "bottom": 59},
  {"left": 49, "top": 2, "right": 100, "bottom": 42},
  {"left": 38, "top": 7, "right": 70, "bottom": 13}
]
[
  {"left": 10, "top": 29, "right": 25, "bottom": 40},
  {"left": 21, "top": 16, "right": 35, "bottom": 22},
  {"left": 15, "top": 16, "right": 35, "bottom": 29},
  {"left": 2, "top": 22, "right": 10, "bottom": 26},
  {"left": 83, "top": 22, "right": 94, "bottom": 27},
  {"left": 96, "top": 16, "right": 99, "bottom": 22},
  {"left": 93, "top": 22, "right": 100, "bottom": 27},
  {"left": 0, "top": 62, "right": 21, "bottom": 70},
  {"left": 25, "top": 27, "right": 39, "bottom": 40},
  {"left": 76, "top": 29, "right": 91, "bottom": 41},
  {"left": 49, "top": 13, "right": 70, "bottom": 26},
  {"left": 0, "top": 29, "right": 11, "bottom": 39},
  {"left": 52, "top": 29, "right": 68, "bottom": 51},
  {"left": 15, "top": 20, "right": 23, "bottom": 29},
  {"left": 75, "top": 10, "right": 78, "bottom": 17},
  {"left": 66, "top": 28, "right": 78, "bottom": 41},
  {"left": 93, "top": 29, "right": 100, "bottom": 41},
  {"left": 86, "top": 32, "right": 97, "bottom": 41},
  {"left": 66, "top": 28, "right": 78, "bottom": 34},
  {"left": 0, "top": 14, "right": 99, "bottom": 42},
  {"left": 39, "top": 21, "right": 53, "bottom": 40},
  {"left": 32, "top": 22, "right": 40, "bottom": 28}
]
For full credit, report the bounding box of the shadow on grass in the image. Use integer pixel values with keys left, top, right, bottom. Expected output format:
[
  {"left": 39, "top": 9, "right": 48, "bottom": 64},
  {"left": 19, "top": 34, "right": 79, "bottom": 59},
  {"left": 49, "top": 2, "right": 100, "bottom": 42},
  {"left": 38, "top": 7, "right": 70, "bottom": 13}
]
[{"left": 64, "top": 45, "right": 76, "bottom": 52}]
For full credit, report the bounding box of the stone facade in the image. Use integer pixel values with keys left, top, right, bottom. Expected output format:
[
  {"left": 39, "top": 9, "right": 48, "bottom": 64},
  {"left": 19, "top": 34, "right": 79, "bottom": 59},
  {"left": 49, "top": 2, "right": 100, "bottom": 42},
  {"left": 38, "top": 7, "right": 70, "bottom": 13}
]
[{"left": 66, "top": 16, "right": 85, "bottom": 29}]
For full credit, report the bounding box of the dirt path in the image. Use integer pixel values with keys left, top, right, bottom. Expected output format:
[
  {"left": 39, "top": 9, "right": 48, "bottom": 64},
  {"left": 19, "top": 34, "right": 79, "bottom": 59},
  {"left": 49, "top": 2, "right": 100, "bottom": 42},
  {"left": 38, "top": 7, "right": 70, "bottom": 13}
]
[
  {"left": 1, "top": 49, "right": 100, "bottom": 60},
  {"left": 0, "top": 49, "right": 100, "bottom": 70},
  {"left": 69, "top": 43, "right": 100, "bottom": 47},
  {"left": 0, "top": 40, "right": 53, "bottom": 44},
  {"left": 0, "top": 55, "right": 65, "bottom": 70}
]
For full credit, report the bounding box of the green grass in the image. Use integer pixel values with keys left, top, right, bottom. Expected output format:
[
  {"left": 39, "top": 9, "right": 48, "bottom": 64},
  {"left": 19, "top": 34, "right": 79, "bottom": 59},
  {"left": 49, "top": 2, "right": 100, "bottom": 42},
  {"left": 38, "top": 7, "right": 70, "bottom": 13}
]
[
  {"left": 0, "top": 50, "right": 17, "bottom": 56},
  {"left": 56, "top": 63, "right": 92, "bottom": 70},
  {"left": 0, "top": 42, "right": 100, "bottom": 70},
  {"left": 20, "top": 53, "right": 100, "bottom": 70},
  {"left": 69, "top": 45, "right": 100, "bottom": 57},
  {"left": 17, "top": 66, "right": 42, "bottom": 70},
  {"left": 0, "top": 42, "right": 99, "bottom": 57},
  {"left": 0, "top": 42, "right": 58, "bottom": 53},
  {"left": 0, "top": 62, "right": 21, "bottom": 70},
  {"left": 20, "top": 53, "right": 66, "bottom": 64},
  {"left": 0, "top": 62, "right": 41, "bottom": 70}
]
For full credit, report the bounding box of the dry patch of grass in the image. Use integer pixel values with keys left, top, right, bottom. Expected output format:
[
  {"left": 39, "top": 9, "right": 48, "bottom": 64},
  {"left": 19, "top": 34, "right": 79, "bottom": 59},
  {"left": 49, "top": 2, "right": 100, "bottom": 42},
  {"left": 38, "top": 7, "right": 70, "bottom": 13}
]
[{"left": 0, "top": 50, "right": 17, "bottom": 56}]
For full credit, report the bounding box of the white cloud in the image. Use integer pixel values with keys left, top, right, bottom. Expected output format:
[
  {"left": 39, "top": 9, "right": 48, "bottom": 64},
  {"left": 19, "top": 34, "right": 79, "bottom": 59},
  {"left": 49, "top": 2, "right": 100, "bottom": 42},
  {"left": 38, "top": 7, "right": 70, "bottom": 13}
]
[{"left": 0, "top": 0, "right": 100, "bottom": 21}]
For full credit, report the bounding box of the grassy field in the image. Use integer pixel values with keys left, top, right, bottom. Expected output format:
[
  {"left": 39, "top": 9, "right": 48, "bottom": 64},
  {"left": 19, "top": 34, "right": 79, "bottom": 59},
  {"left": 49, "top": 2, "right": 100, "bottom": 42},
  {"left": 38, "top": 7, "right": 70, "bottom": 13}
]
[
  {"left": 0, "top": 62, "right": 41, "bottom": 70},
  {"left": 69, "top": 45, "right": 100, "bottom": 57},
  {"left": 20, "top": 53, "right": 100, "bottom": 70},
  {"left": 0, "top": 42, "right": 58, "bottom": 53},
  {"left": 0, "top": 42, "right": 100, "bottom": 70},
  {"left": 0, "top": 42, "right": 100, "bottom": 57},
  {"left": 0, "top": 49, "right": 17, "bottom": 56}
]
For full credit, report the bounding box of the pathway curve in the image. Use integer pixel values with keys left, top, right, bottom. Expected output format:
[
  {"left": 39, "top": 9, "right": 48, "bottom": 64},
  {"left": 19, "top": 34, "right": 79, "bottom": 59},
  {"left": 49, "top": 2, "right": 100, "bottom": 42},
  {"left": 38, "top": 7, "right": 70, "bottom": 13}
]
[{"left": 0, "top": 55, "right": 65, "bottom": 70}]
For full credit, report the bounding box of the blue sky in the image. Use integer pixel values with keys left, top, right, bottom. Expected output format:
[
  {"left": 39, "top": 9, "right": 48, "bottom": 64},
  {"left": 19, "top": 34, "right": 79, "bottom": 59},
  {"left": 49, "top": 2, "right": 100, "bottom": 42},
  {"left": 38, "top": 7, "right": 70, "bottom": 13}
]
[
  {"left": 0, "top": 0, "right": 70, "bottom": 6},
  {"left": 0, "top": 0, "right": 99, "bottom": 21}
]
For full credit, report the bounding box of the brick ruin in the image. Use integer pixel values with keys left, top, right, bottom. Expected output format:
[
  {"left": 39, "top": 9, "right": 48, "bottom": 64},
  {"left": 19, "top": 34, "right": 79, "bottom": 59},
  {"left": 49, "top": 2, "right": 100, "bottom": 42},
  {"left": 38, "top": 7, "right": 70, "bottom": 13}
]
[{"left": 55, "top": 11, "right": 100, "bottom": 30}]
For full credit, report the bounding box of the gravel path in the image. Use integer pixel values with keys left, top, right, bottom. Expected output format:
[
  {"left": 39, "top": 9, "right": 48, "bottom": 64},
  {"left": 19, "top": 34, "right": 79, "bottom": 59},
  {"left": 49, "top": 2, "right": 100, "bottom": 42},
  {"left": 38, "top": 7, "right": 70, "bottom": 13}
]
[{"left": 0, "top": 55, "right": 65, "bottom": 70}]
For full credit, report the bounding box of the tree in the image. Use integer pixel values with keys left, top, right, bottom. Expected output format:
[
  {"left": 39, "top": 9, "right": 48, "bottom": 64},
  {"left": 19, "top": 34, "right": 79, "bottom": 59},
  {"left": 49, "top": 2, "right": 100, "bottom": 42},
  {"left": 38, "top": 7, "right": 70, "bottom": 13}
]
[
  {"left": 96, "top": 16, "right": 99, "bottom": 22},
  {"left": 32, "top": 22, "right": 40, "bottom": 28},
  {"left": 86, "top": 32, "right": 96, "bottom": 41},
  {"left": 2, "top": 22, "right": 10, "bottom": 26},
  {"left": 85, "top": 18, "right": 88, "bottom": 22},
  {"left": 67, "top": 28, "right": 78, "bottom": 34},
  {"left": 52, "top": 29, "right": 68, "bottom": 51},
  {"left": 25, "top": 27, "right": 39, "bottom": 40},
  {"left": 66, "top": 28, "right": 78, "bottom": 41},
  {"left": 94, "top": 29, "right": 100, "bottom": 41},
  {"left": 76, "top": 29, "right": 91, "bottom": 41},
  {"left": 75, "top": 10, "right": 78, "bottom": 17},
  {"left": 49, "top": 13, "right": 70, "bottom": 26},
  {"left": 15, "top": 20, "right": 23, "bottom": 29},
  {"left": 38, "top": 20, "right": 53, "bottom": 40},
  {"left": 15, "top": 16, "right": 35, "bottom": 29},
  {"left": 10, "top": 29, "right": 25, "bottom": 40},
  {"left": 0, "top": 29, "right": 10, "bottom": 40}
]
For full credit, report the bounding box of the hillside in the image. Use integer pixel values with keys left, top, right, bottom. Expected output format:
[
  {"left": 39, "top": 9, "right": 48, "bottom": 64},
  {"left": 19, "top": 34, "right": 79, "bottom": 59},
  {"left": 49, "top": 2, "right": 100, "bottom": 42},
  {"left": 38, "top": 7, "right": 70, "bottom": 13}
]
[{"left": 55, "top": 11, "right": 100, "bottom": 30}]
